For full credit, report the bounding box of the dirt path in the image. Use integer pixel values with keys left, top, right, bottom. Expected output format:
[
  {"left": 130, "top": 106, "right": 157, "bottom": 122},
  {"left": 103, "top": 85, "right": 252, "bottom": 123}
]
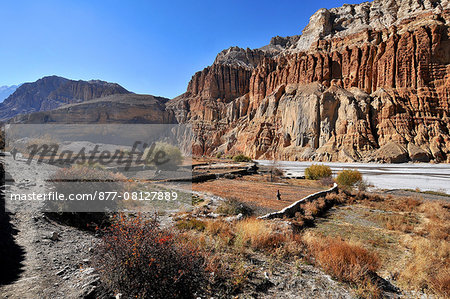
[{"left": 1, "top": 155, "right": 101, "bottom": 299}]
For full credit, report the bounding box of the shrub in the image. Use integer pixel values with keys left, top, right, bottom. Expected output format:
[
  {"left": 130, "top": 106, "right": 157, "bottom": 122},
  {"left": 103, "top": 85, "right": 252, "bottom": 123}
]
[
  {"left": 216, "top": 197, "right": 253, "bottom": 216},
  {"left": 144, "top": 142, "right": 183, "bottom": 170},
  {"left": 232, "top": 154, "right": 252, "bottom": 162},
  {"left": 45, "top": 165, "right": 128, "bottom": 229},
  {"left": 320, "top": 176, "right": 335, "bottom": 187},
  {"left": 303, "top": 233, "right": 380, "bottom": 284},
  {"left": 376, "top": 213, "right": 419, "bottom": 233},
  {"left": 216, "top": 152, "right": 223, "bottom": 159},
  {"left": 176, "top": 218, "right": 206, "bottom": 231},
  {"left": 304, "top": 164, "right": 332, "bottom": 180},
  {"left": 268, "top": 166, "right": 284, "bottom": 182},
  {"left": 336, "top": 169, "right": 363, "bottom": 189},
  {"left": 271, "top": 168, "right": 284, "bottom": 177},
  {"left": 302, "top": 199, "right": 327, "bottom": 217},
  {"left": 93, "top": 214, "right": 207, "bottom": 298}
]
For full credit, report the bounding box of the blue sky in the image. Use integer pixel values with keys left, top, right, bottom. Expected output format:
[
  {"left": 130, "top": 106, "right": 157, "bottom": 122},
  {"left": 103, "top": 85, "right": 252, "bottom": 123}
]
[{"left": 0, "top": 0, "right": 363, "bottom": 98}]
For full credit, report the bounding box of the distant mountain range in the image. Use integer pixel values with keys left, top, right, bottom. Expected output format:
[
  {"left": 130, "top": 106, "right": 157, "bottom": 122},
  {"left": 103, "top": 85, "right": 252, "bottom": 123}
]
[
  {"left": 2, "top": 75, "right": 175, "bottom": 124},
  {"left": 0, "top": 85, "right": 20, "bottom": 102},
  {"left": 0, "top": 76, "right": 130, "bottom": 121}
]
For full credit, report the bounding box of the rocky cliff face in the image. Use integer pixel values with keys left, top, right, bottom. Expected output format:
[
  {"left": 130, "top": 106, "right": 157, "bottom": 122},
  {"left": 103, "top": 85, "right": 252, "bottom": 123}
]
[
  {"left": 169, "top": 0, "right": 450, "bottom": 163},
  {"left": 0, "top": 76, "right": 130, "bottom": 121}
]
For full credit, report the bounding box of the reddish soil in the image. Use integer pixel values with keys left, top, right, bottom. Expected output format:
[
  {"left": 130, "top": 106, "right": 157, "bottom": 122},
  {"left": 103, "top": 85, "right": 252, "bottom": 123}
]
[{"left": 193, "top": 175, "right": 326, "bottom": 213}]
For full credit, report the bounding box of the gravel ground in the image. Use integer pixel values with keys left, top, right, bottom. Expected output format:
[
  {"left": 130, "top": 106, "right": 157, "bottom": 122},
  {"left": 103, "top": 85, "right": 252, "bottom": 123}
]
[{"left": 1, "top": 155, "right": 104, "bottom": 298}]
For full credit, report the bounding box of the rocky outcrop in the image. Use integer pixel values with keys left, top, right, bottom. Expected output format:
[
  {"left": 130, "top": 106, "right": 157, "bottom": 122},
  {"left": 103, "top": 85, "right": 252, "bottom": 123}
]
[
  {"left": 9, "top": 94, "right": 175, "bottom": 124},
  {"left": 372, "top": 142, "right": 409, "bottom": 163},
  {"left": 169, "top": 0, "right": 450, "bottom": 163},
  {"left": 407, "top": 143, "right": 431, "bottom": 162},
  {"left": 0, "top": 76, "right": 130, "bottom": 121},
  {"left": 290, "top": 0, "right": 449, "bottom": 52}
]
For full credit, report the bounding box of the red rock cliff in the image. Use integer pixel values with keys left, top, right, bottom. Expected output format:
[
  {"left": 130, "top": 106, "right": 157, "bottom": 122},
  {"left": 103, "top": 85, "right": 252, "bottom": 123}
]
[{"left": 168, "top": 0, "right": 450, "bottom": 163}]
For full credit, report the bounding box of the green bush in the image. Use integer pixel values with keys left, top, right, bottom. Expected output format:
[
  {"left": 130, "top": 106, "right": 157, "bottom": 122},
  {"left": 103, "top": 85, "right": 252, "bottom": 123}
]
[
  {"left": 305, "top": 164, "right": 332, "bottom": 180},
  {"left": 336, "top": 169, "right": 363, "bottom": 189},
  {"left": 232, "top": 154, "right": 252, "bottom": 162},
  {"left": 216, "top": 152, "right": 223, "bottom": 159},
  {"left": 144, "top": 142, "right": 183, "bottom": 170}
]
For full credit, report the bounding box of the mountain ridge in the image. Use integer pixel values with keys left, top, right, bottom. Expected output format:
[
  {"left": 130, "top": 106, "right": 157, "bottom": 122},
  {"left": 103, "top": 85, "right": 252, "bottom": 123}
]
[
  {"left": 0, "top": 85, "right": 20, "bottom": 102},
  {"left": 0, "top": 76, "right": 130, "bottom": 121},
  {"left": 9, "top": 93, "right": 175, "bottom": 124}
]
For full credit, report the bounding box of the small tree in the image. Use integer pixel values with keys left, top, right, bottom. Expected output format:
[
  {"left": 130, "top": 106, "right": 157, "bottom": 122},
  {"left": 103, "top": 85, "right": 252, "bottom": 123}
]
[
  {"left": 232, "top": 154, "right": 252, "bottom": 162},
  {"left": 305, "top": 164, "right": 332, "bottom": 180},
  {"left": 144, "top": 142, "right": 183, "bottom": 170},
  {"left": 336, "top": 169, "right": 363, "bottom": 190}
]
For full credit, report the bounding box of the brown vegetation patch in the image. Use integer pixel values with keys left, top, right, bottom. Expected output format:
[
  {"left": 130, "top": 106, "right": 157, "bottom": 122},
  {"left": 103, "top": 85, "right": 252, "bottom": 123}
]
[
  {"left": 94, "top": 214, "right": 207, "bottom": 298},
  {"left": 176, "top": 217, "right": 304, "bottom": 296},
  {"left": 305, "top": 192, "right": 450, "bottom": 298},
  {"left": 303, "top": 233, "right": 380, "bottom": 283}
]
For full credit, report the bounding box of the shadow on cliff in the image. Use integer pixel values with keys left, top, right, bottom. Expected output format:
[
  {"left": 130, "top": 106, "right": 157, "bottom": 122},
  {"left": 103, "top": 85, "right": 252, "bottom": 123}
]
[{"left": 0, "top": 163, "right": 25, "bottom": 285}]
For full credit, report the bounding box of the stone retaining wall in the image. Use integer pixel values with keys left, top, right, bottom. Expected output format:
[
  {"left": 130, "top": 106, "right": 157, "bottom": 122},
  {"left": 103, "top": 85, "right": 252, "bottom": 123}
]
[{"left": 258, "top": 183, "right": 338, "bottom": 220}]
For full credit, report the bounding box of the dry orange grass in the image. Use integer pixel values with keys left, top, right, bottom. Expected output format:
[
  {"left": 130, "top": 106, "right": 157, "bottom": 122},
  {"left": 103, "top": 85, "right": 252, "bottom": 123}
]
[
  {"left": 375, "top": 213, "right": 419, "bottom": 233},
  {"left": 418, "top": 221, "right": 449, "bottom": 241},
  {"left": 419, "top": 201, "right": 450, "bottom": 222},
  {"left": 205, "top": 220, "right": 234, "bottom": 246},
  {"left": 179, "top": 217, "right": 303, "bottom": 258},
  {"left": 358, "top": 195, "right": 421, "bottom": 212},
  {"left": 354, "top": 196, "right": 450, "bottom": 297},
  {"left": 303, "top": 233, "right": 380, "bottom": 284},
  {"left": 176, "top": 217, "right": 305, "bottom": 295},
  {"left": 234, "top": 218, "right": 287, "bottom": 250},
  {"left": 399, "top": 237, "right": 450, "bottom": 298},
  {"left": 394, "top": 200, "right": 450, "bottom": 297},
  {"left": 416, "top": 201, "right": 450, "bottom": 241}
]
